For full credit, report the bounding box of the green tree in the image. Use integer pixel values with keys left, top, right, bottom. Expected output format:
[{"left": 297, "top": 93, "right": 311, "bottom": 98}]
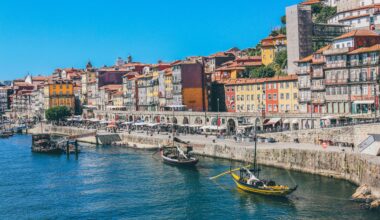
[
  {"left": 246, "top": 43, "right": 262, "bottom": 56},
  {"left": 248, "top": 65, "right": 276, "bottom": 78},
  {"left": 312, "top": 4, "right": 337, "bottom": 23},
  {"left": 45, "top": 106, "right": 72, "bottom": 122},
  {"left": 274, "top": 49, "right": 287, "bottom": 70}
]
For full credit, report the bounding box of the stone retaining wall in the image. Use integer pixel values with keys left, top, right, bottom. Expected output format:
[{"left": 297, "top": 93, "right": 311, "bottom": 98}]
[{"left": 261, "top": 123, "right": 380, "bottom": 146}]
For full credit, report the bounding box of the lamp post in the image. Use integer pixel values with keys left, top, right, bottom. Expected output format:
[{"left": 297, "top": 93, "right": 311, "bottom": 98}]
[{"left": 217, "top": 98, "right": 220, "bottom": 131}]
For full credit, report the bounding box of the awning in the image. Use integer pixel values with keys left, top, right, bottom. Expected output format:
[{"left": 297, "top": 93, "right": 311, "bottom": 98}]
[
  {"left": 321, "top": 115, "right": 337, "bottom": 120},
  {"left": 283, "top": 119, "right": 290, "bottom": 124},
  {"left": 165, "top": 105, "right": 186, "bottom": 108},
  {"left": 292, "top": 119, "right": 299, "bottom": 124},
  {"left": 83, "top": 105, "right": 97, "bottom": 110},
  {"left": 264, "top": 118, "right": 281, "bottom": 126},
  {"left": 354, "top": 100, "right": 374, "bottom": 105}
]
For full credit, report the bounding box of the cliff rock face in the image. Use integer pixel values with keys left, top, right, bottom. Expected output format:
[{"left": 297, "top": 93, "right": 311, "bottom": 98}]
[
  {"left": 352, "top": 184, "right": 373, "bottom": 203},
  {"left": 370, "top": 199, "right": 380, "bottom": 210}
]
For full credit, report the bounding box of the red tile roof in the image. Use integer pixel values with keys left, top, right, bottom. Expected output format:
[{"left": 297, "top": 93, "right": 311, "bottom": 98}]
[
  {"left": 348, "top": 44, "right": 380, "bottom": 54},
  {"left": 335, "top": 29, "right": 379, "bottom": 40}
]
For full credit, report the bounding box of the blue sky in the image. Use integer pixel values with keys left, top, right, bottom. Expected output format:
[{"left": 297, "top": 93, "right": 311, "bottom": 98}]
[{"left": 0, "top": 0, "right": 300, "bottom": 79}]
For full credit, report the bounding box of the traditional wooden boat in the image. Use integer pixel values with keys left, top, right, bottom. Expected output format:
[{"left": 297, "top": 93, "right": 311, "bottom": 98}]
[
  {"left": 211, "top": 119, "right": 297, "bottom": 197},
  {"left": 161, "top": 146, "right": 199, "bottom": 167},
  {"left": 229, "top": 119, "right": 297, "bottom": 197},
  {"left": 31, "top": 134, "right": 63, "bottom": 154},
  {"left": 230, "top": 168, "right": 297, "bottom": 196},
  {"left": 0, "top": 130, "right": 13, "bottom": 138}
]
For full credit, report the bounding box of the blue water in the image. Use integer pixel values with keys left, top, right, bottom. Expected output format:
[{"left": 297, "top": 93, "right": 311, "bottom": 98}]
[{"left": 0, "top": 135, "right": 378, "bottom": 219}]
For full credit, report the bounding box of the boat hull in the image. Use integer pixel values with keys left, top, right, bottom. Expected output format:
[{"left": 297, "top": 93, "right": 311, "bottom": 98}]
[
  {"left": 162, "top": 155, "right": 199, "bottom": 167},
  {"left": 231, "top": 173, "right": 297, "bottom": 197}
]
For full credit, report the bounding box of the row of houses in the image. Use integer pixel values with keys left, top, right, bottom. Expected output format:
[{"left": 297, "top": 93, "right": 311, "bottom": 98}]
[{"left": 296, "top": 29, "right": 380, "bottom": 114}]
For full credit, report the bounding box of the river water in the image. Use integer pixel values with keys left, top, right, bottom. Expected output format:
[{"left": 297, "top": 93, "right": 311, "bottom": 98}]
[{"left": 0, "top": 135, "right": 378, "bottom": 219}]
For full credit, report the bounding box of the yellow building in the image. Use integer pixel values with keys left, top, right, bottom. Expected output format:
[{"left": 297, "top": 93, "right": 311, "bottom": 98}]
[
  {"left": 275, "top": 76, "right": 299, "bottom": 113},
  {"left": 44, "top": 79, "right": 75, "bottom": 111},
  {"left": 261, "top": 34, "right": 287, "bottom": 66},
  {"left": 164, "top": 70, "right": 173, "bottom": 106},
  {"left": 225, "top": 75, "right": 298, "bottom": 113},
  {"left": 229, "top": 78, "right": 267, "bottom": 113}
]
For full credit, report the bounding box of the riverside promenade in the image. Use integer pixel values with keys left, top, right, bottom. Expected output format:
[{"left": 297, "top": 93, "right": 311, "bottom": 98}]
[{"left": 28, "top": 124, "right": 380, "bottom": 207}]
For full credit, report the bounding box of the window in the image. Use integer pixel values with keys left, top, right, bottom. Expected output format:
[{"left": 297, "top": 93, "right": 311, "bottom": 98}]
[
  {"left": 286, "top": 93, "right": 290, "bottom": 100},
  {"left": 273, "top": 94, "right": 277, "bottom": 100},
  {"left": 294, "top": 93, "right": 297, "bottom": 99},
  {"left": 268, "top": 104, "right": 272, "bottom": 111},
  {"left": 268, "top": 94, "right": 272, "bottom": 100},
  {"left": 280, "top": 93, "right": 284, "bottom": 100}
]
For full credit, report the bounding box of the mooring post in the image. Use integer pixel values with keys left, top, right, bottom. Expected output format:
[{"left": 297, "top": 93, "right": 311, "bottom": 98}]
[
  {"left": 66, "top": 141, "right": 70, "bottom": 158},
  {"left": 95, "top": 135, "right": 99, "bottom": 146},
  {"left": 75, "top": 140, "right": 78, "bottom": 160}
]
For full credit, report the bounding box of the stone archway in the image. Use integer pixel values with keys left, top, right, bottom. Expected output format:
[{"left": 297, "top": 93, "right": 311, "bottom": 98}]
[
  {"left": 129, "top": 116, "right": 133, "bottom": 122},
  {"left": 144, "top": 116, "right": 150, "bottom": 122},
  {"left": 183, "top": 117, "right": 189, "bottom": 125},
  {"left": 227, "top": 119, "right": 236, "bottom": 135},
  {"left": 194, "top": 117, "right": 203, "bottom": 125},
  {"left": 172, "top": 117, "right": 178, "bottom": 124},
  {"left": 154, "top": 116, "right": 160, "bottom": 123}
]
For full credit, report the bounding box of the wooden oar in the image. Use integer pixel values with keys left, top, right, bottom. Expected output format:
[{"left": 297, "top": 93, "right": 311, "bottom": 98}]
[{"left": 209, "top": 165, "right": 251, "bottom": 180}]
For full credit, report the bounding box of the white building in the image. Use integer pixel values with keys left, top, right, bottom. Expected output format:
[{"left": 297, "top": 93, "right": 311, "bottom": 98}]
[{"left": 328, "top": 0, "right": 380, "bottom": 30}]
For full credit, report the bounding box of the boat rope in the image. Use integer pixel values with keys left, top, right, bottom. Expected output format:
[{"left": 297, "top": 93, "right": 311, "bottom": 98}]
[
  {"left": 286, "top": 167, "right": 298, "bottom": 187},
  {"left": 209, "top": 165, "right": 251, "bottom": 180}
]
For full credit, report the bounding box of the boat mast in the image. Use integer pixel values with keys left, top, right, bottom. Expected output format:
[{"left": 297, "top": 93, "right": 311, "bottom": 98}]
[
  {"left": 172, "top": 108, "right": 175, "bottom": 147},
  {"left": 253, "top": 118, "right": 259, "bottom": 177}
]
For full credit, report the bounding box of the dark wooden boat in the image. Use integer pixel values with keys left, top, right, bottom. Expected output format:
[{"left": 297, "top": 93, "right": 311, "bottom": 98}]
[
  {"left": 161, "top": 146, "right": 199, "bottom": 166},
  {"left": 0, "top": 130, "right": 13, "bottom": 138},
  {"left": 31, "top": 134, "right": 63, "bottom": 154}
]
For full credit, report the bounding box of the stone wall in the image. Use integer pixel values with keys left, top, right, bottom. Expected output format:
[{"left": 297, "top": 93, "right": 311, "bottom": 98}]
[{"left": 261, "top": 123, "right": 380, "bottom": 146}]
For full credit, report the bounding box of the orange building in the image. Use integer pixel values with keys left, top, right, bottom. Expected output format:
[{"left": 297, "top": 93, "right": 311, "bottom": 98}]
[{"left": 44, "top": 79, "right": 75, "bottom": 111}]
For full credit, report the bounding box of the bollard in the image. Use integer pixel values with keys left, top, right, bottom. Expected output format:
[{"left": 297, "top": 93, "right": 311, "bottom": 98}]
[
  {"left": 66, "top": 141, "right": 70, "bottom": 158},
  {"left": 75, "top": 140, "right": 78, "bottom": 160}
]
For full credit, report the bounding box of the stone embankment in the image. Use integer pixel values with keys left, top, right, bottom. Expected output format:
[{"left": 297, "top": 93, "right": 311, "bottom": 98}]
[
  {"left": 261, "top": 123, "right": 380, "bottom": 146},
  {"left": 28, "top": 125, "right": 380, "bottom": 208}
]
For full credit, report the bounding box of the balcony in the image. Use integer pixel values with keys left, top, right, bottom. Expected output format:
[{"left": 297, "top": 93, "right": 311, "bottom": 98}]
[
  {"left": 296, "top": 68, "right": 311, "bottom": 75},
  {"left": 172, "top": 79, "right": 182, "bottom": 84},
  {"left": 173, "top": 90, "right": 182, "bottom": 95},
  {"left": 298, "top": 97, "right": 311, "bottom": 103},
  {"left": 298, "top": 83, "right": 311, "bottom": 89},
  {"left": 311, "top": 84, "right": 325, "bottom": 91},
  {"left": 311, "top": 70, "right": 324, "bottom": 78},
  {"left": 325, "top": 79, "right": 349, "bottom": 85},
  {"left": 312, "top": 98, "right": 326, "bottom": 104},
  {"left": 348, "top": 77, "right": 376, "bottom": 84},
  {"left": 323, "top": 47, "right": 349, "bottom": 56}
]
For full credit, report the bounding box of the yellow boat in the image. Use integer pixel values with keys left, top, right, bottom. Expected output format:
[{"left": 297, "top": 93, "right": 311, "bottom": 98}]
[{"left": 230, "top": 168, "right": 297, "bottom": 197}]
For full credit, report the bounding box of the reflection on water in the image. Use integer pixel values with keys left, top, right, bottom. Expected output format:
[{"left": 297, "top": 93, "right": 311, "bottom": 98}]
[{"left": 0, "top": 135, "right": 378, "bottom": 219}]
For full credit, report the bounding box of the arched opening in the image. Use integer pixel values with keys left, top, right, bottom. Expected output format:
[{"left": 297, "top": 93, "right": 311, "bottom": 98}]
[
  {"left": 183, "top": 117, "right": 189, "bottom": 125},
  {"left": 154, "top": 116, "right": 160, "bottom": 123},
  {"left": 144, "top": 116, "right": 150, "bottom": 122},
  {"left": 227, "top": 119, "right": 236, "bottom": 135},
  {"left": 128, "top": 115, "right": 133, "bottom": 122},
  {"left": 194, "top": 117, "right": 203, "bottom": 125},
  {"left": 172, "top": 117, "right": 178, "bottom": 124}
]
